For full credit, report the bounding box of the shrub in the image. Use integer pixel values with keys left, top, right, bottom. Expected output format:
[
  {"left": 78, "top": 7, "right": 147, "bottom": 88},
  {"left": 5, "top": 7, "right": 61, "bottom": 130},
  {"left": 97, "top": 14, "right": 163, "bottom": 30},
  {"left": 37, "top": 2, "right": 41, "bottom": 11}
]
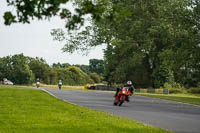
[
  {"left": 188, "top": 88, "right": 200, "bottom": 94},
  {"left": 163, "top": 82, "right": 185, "bottom": 94},
  {"left": 164, "top": 82, "right": 172, "bottom": 89},
  {"left": 169, "top": 88, "right": 183, "bottom": 94},
  {"left": 89, "top": 73, "right": 101, "bottom": 83},
  {"left": 56, "top": 66, "right": 94, "bottom": 86},
  {"left": 173, "top": 82, "right": 182, "bottom": 89},
  {"left": 164, "top": 82, "right": 183, "bottom": 89}
]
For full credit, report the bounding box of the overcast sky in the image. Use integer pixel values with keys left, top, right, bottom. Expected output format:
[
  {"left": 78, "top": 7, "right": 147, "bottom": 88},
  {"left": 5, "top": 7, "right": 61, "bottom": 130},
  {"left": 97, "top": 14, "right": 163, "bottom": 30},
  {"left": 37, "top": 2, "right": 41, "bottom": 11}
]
[{"left": 0, "top": 1, "right": 105, "bottom": 65}]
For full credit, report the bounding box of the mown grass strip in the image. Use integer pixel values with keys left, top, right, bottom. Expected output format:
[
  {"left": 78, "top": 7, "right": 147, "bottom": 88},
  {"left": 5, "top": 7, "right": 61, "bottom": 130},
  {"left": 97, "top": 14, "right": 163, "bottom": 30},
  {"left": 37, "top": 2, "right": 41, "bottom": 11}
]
[
  {"left": 0, "top": 86, "right": 169, "bottom": 133},
  {"left": 13, "top": 84, "right": 84, "bottom": 90},
  {"left": 136, "top": 93, "right": 200, "bottom": 106}
]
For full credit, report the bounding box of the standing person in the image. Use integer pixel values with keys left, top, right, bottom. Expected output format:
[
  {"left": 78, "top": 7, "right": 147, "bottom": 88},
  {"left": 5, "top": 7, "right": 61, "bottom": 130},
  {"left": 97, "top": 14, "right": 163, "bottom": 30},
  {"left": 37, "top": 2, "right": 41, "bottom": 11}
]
[
  {"left": 36, "top": 78, "right": 40, "bottom": 88},
  {"left": 58, "top": 80, "right": 62, "bottom": 90}
]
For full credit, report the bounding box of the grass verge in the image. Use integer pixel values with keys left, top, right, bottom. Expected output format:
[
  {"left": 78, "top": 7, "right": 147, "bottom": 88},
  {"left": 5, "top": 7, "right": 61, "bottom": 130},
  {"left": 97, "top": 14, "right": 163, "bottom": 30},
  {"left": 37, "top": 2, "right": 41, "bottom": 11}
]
[
  {"left": 35, "top": 84, "right": 84, "bottom": 90},
  {"left": 0, "top": 86, "right": 169, "bottom": 133},
  {"left": 136, "top": 93, "right": 200, "bottom": 106},
  {"left": 9, "top": 84, "right": 84, "bottom": 90}
]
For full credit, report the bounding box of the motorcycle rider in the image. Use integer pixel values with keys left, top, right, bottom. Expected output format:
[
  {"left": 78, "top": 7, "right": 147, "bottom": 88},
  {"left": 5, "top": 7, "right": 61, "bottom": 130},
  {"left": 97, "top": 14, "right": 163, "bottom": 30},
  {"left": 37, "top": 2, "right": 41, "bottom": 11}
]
[
  {"left": 58, "top": 80, "right": 62, "bottom": 90},
  {"left": 114, "top": 81, "right": 134, "bottom": 102},
  {"left": 36, "top": 78, "right": 40, "bottom": 88}
]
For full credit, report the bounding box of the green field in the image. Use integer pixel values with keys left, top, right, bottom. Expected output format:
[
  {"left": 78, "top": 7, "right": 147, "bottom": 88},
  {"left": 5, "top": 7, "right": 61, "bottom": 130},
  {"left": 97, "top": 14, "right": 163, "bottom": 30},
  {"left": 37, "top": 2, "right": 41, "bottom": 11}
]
[
  {"left": 136, "top": 93, "right": 200, "bottom": 106},
  {"left": 0, "top": 86, "right": 169, "bottom": 133}
]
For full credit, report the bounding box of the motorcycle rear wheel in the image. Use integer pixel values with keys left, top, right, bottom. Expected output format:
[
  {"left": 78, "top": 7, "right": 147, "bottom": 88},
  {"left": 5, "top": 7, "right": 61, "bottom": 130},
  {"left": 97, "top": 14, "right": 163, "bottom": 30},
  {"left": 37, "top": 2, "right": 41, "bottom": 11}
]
[
  {"left": 119, "top": 96, "right": 125, "bottom": 106},
  {"left": 119, "top": 100, "right": 123, "bottom": 106},
  {"left": 113, "top": 102, "right": 117, "bottom": 106}
]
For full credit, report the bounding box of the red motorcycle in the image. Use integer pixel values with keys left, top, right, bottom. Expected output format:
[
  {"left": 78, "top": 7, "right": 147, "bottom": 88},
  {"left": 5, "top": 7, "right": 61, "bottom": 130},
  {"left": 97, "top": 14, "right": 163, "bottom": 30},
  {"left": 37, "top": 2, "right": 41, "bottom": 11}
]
[{"left": 113, "top": 87, "right": 132, "bottom": 106}]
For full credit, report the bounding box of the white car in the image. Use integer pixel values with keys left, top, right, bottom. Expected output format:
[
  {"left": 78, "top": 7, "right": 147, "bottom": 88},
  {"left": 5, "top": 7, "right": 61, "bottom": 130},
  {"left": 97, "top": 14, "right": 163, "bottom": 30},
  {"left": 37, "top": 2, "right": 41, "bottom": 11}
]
[{"left": 5, "top": 80, "right": 13, "bottom": 85}]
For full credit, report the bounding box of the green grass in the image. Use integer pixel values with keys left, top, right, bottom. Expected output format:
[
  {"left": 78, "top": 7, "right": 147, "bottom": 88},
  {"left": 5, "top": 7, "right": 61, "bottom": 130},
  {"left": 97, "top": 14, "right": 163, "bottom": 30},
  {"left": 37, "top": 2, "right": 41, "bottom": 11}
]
[
  {"left": 13, "top": 84, "right": 84, "bottom": 90},
  {"left": 136, "top": 93, "right": 200, "bottom": 106},
  {"left": 0, "top": 86, "right": 169, "bottom": 133}
]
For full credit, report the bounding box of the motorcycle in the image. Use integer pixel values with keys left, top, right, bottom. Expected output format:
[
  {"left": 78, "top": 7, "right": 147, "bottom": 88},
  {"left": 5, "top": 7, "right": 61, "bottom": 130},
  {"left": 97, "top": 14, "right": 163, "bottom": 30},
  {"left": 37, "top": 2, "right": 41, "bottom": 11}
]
[
  {"left": 113, "top": 87, "right": 132, "bottom": 106},
  {"left": 36, "top": 81, "right": 40, "bottom": 88},
  {"left": 58, "top": 84, "right": 62, "bottom": 90}
]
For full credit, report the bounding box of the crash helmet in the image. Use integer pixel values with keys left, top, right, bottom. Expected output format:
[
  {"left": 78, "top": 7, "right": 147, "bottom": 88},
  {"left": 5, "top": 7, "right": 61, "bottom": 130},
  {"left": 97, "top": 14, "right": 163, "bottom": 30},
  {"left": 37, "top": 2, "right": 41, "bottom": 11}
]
[{"left": 127, "top": 81, "right": 132, "bottom": 85}]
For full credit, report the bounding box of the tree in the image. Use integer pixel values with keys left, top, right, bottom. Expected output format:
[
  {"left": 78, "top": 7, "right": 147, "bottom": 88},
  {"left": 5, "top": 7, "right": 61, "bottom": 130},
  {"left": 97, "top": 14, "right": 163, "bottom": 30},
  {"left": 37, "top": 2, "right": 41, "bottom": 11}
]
[
  {"left": 0, "top": 54, "right": 34, "bottom": 84},
  {"left": 89, "top": 59, "right": 104, "bottom": 74},
  {"left": 92, "top": 0, "right": 200, "bottom": 87},
  {"left": 56, "top": 66, "right": 94, "bottom": 85},
  {"left": 73, "top": 64, "right": 90, "bottom": 74},
  {"left": 3, "top": 0, "right": 107, "bottom": 30},
  {"left": 29, "top": 57, "right": 58, "bottom": 84},
  {"left": 52, "top": 62, "right": 71, "bottom": 68}
]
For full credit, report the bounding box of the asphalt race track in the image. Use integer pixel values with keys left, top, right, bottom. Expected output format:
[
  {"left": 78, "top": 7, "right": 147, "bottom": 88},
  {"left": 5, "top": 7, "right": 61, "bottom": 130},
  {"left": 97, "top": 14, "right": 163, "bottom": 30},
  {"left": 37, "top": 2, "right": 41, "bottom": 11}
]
[{"left": 44, "top": 89, "right": 200, "bottom": 133}]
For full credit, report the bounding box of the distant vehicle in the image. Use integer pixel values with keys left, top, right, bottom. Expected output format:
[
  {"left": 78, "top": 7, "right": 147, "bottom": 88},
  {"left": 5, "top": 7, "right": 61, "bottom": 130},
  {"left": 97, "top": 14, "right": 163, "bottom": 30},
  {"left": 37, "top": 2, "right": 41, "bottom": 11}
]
[
  {"left": 2, "top": 78, "right": 13, "bottom": 85},
  {"left": 36, "top": 78, "right": 40, "bottom": 88},
  {"left": 36, "top": 81, "right": 40, "bottom": 88},
  {"left": 6, "top": 80, "right": 14, "bottom": 85}
]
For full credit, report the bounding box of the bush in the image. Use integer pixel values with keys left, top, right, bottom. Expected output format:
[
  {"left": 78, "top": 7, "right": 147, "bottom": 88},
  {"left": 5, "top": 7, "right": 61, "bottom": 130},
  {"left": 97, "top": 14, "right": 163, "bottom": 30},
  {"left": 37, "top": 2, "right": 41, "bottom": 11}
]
[
  {"left": 164, "top": 82, "right": 172, "bottom": 89},
  {"left": 169, "top": 88, "right": 183, "bottom": 94},
  {"left": 56, "top": 66, "right": 94, "bottom": 86},
  {"left": 164, "top": 82, "right": 185, "bottom": 94},
  {"left": 164, "top": 82, "right": 183, "bottom": 89},
  {"left": 173, "top": 82, "right": 182, "bottom": 89},
  {"left": 89, "top": 73, "right": 101, "bottom": 83},
  {"left": 188, "top": 88, "right": 200, "bottom": 94}
]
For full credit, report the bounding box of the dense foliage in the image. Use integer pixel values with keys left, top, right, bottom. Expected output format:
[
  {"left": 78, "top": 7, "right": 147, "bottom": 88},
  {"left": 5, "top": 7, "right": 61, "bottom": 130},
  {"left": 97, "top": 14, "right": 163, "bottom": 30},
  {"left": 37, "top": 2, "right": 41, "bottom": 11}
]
[
  {"left": 52, "top": 0, "right": 200, "bottom": 88},
  {"left": 0, "top": 54, "right": 102, "bottom": 85},
  {"left": 0, "top": 54, "right": 34, "bottom": 84},
  {"left": 101, "top": 0, "right": 200, "bottom": 88},
  {"left": 56, "top": 66, "right": 94, "bottom": 85}
]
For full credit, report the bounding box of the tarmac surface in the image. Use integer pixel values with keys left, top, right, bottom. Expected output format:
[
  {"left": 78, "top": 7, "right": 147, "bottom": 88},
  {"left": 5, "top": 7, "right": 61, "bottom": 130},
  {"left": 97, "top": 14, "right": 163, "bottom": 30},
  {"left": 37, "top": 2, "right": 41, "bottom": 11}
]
[{"left": 44, "top": 89, "right": 200, "bottom": 133}]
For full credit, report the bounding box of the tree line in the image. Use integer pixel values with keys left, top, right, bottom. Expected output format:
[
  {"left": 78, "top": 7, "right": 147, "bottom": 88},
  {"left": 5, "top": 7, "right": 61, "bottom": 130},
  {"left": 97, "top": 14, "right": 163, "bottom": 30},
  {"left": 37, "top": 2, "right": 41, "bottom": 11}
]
[
  {"left": 3, "top": 0, "right": 200, "bottom": 89},
  {"left": 0, "top": 54, "right": 104, "bottom": 85}
]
